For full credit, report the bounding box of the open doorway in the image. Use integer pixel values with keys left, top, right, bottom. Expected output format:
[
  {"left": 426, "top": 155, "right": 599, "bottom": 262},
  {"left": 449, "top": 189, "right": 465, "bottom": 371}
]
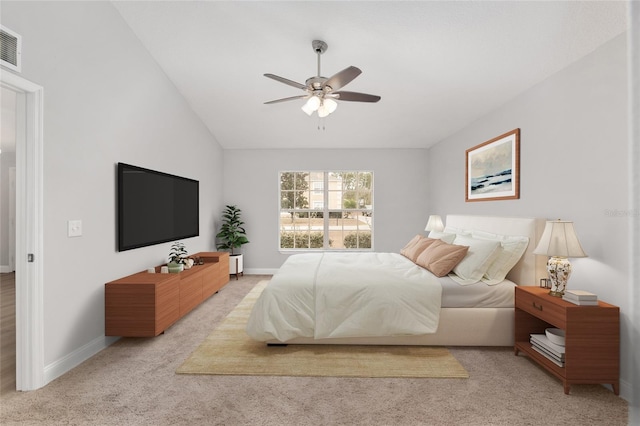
[
  {"left": 0, "top": 72, "right": 44, "bottom": 391},
  {"left": 1, "top": 85, "right": 18, "bottom": 394}
]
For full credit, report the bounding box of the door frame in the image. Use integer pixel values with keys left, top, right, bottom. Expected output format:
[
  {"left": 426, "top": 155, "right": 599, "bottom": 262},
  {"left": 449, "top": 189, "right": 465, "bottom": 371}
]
[{"left": 1, "top": 71, "right": 44, "bottom": 391}]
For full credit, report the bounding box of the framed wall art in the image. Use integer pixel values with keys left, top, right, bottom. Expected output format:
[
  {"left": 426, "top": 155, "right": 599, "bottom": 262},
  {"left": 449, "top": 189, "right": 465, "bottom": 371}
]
[{"left": 465, "top": 128, "right": 520, "bottom": 202}]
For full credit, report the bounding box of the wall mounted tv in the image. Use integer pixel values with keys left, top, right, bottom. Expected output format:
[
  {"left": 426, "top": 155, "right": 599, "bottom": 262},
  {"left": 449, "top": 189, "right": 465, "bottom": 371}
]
[{"left": 117, "top": 162, "right": 199, "bottom": 252}]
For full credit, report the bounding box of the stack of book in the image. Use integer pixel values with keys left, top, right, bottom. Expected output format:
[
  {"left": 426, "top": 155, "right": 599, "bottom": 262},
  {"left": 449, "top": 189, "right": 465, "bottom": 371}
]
[
  {"left": 530, "top": 334, "right": 565, "bottom": 367},
  {"left": 563, "top": 289, "right": 598, "bottom": 305}
]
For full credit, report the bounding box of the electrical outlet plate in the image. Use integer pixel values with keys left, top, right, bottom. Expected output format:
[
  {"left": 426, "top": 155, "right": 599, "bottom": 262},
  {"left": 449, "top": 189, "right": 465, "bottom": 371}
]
[{"left": 68, "top": 220, "right": 82, "bottom": 237}]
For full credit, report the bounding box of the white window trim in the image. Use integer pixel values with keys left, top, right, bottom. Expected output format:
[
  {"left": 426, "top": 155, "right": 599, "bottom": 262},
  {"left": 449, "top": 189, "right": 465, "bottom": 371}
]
[{"left": 278, "top": 171, "right": 374, "bottom": 252}]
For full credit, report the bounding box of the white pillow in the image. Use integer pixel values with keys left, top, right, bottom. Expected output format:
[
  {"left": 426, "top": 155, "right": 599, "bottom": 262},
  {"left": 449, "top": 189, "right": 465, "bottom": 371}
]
[
  {"left": 449, "top": 235, "right": 501, "bottom": 285},
  {"left": 443, "top": 226, "right": 472, "bottom": 237},
  {"left": 472, "top": 230, "right": 529, "bottom": 285},
  {"left": 427, "top": 231, "right": 456, "bottom": 244}
]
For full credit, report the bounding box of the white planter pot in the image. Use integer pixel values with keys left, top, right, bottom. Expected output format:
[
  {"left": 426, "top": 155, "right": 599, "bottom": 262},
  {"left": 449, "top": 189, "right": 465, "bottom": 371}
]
[{"left": 229, "top": 254, "right": 244, "bottom": 276}]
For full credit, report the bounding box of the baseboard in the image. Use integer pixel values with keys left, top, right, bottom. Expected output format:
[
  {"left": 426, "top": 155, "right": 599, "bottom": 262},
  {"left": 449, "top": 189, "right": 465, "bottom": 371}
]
[
  {"left": 0, "top": 265, "right": 14, "bottom": 273},
  {"left": 618, "top": 378, "right": 631, "bottom": 402},
  {"left": 44, "top": 335, "right": 120, "bottom": 386},
  {"left": 243, "top": 268, "right": 278, "bottom": 275}
]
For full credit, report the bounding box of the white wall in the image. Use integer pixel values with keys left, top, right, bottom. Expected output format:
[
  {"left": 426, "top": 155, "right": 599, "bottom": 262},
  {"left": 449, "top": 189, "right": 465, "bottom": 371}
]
[
  {"left": 1, "top": 1, "right": 224, "bottom": 372},
  {"left": 222, "top": 149, "right": 430, "bottom": 271},
  {"left": 428, "top": 34, "right": 631, "bottom": 398}
]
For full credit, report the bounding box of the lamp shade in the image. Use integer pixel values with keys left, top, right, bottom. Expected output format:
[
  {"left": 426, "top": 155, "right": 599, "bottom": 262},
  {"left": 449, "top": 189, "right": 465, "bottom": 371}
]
[
  {"left": 301, "top": 96, "right": 321, "bottom": 116},
  {"left": 424, "top": 215, "right": 444, "bottom": 232},
  {"left": 323, "top": 98, "right": 338, "bottom": 114},
  {"left": 533, "top": 220, "right": 587, "bottom": 258}
]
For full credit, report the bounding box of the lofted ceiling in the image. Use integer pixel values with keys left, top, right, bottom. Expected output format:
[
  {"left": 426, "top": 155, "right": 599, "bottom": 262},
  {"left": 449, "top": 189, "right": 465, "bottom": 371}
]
[{"left": 112, "top": 1, "right": 628, "bottom": 150}]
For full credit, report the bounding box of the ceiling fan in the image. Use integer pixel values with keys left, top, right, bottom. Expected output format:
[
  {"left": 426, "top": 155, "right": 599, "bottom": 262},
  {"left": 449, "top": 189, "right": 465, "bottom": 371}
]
[{"left": 264, "top": 40, "right": 381, "bottom": 118}]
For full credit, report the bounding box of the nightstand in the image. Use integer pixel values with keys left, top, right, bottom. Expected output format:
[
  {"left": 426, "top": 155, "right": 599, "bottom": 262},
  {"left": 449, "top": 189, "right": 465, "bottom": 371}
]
[{"left": 514, "top": 286, "right": 620, "bottom": 395}]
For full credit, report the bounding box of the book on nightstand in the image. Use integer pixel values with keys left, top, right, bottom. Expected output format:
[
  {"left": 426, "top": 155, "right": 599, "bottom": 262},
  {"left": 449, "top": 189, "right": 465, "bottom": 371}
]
[
  {"left": 530, "top": 334, "right": 565, "bottom": 367},
  {"left": 531, "top": 345, "right": 565, "bottom": 367},
  {"left": 530, "top": 334, "right": 565, "bottom": 357},
  {"left": 563, "top": 290, "right": 598, "bottom": 305}
]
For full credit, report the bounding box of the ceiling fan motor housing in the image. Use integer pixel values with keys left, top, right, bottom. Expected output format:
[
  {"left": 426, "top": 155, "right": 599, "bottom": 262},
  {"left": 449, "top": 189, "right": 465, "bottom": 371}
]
[{"left": 306, "top": 76, "right": 328, "bottom": 91}]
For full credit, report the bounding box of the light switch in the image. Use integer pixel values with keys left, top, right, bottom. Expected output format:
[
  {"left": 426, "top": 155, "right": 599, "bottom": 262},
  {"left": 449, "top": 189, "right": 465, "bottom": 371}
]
[{"left": 68, "top": 220, "right": 82, "bottom": 237}]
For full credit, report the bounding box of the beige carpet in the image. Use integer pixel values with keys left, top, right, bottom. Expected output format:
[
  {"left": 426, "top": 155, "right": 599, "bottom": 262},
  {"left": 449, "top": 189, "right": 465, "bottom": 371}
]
[{"left": 177, "top": 280, "right": 469, "bottom": 378}]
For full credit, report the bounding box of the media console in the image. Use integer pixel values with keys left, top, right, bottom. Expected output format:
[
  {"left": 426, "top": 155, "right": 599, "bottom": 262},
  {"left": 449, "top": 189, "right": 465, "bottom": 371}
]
[{"left": 105, "top": 252, "right": 229, "bottom": 337}]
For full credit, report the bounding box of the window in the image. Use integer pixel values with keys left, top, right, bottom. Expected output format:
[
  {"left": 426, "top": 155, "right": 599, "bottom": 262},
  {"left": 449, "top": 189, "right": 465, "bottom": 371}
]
[{"left": 279, "top": 171, "right": 373, "bottom": 250}]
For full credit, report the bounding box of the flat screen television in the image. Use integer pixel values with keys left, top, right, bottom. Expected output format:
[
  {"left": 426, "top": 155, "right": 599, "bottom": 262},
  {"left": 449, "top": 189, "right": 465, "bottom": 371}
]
[{"left": 117, "top": 162, "right": 199, "bottom": 252}]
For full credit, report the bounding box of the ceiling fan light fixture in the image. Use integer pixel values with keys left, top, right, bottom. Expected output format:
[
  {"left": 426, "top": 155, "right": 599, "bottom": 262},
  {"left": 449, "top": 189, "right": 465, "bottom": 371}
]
[
  {"left": 317, "top": 104, "right": 330, "bottom": 118},
  {"left": 301, "top": 95, "right": 321, "bottom": 115},
  {"left": 323, "top": 98, "right": 338, "bottom": 114}
]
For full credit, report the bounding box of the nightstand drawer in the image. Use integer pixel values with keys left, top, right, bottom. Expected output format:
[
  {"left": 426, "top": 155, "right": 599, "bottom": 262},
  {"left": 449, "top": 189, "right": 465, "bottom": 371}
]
[{"left": 516, "top": 288, "right": 565, "bottom": 328}]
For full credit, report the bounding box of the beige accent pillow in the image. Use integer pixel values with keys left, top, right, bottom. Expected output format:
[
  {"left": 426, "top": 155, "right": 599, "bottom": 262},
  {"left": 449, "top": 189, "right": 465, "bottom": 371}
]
[
  {"left": 400, "top": 235, "right": 437, "bottom": 262},
  {"left": 416, "top": 239, "right": 469, "bottom": 277}
]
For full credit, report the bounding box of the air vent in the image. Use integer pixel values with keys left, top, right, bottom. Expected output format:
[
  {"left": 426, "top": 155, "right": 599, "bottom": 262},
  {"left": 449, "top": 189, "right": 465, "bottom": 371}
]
[{"left": 1, "top": 25, "right": 22, "bottom": 72}]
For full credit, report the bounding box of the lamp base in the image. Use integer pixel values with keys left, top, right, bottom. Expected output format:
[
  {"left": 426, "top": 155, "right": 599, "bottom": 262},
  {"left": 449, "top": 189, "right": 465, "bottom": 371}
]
[{"left": 546, "top": 256, "right": 572, "bottom": 298}]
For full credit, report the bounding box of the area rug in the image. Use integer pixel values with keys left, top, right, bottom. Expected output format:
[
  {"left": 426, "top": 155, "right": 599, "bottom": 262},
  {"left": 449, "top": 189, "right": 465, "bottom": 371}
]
[{"left": 176, "top": 281, "right": 469, "bottom": 378}]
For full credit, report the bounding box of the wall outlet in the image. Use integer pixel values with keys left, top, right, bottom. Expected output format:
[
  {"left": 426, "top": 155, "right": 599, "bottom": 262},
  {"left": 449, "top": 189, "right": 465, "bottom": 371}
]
[{"left": 68, "top": 220, "right": 82, "bottom": 237}]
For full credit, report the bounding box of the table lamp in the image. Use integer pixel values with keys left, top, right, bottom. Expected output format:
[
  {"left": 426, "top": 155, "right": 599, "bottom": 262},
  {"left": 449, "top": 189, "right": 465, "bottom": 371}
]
[
  {"left": 533, "top": 220, "right": 587, "bottom": 297},
  {"left": 424, "top": 215, "right": 444, "bottom": 232}
]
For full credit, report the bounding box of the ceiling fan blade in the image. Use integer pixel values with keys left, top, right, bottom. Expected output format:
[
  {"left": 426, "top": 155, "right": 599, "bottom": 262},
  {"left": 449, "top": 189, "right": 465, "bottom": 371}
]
[
  {"left": 333, "top": 91, "right": 381, "bottom": 103},
  {"left": 264, "top": 95, "right": 308, "bottom": 105},
  {"left": 323, "top": 66, "right": 362, "bottom": 91},
  {"left": 264, "top": 73, "right": 307, "bottom": 90}
]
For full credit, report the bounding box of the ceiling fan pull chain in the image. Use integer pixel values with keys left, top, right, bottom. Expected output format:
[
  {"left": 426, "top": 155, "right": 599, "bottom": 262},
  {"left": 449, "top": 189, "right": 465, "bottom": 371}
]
[{"left": 317, "top": 117, "right": 326, "bottom": 131}]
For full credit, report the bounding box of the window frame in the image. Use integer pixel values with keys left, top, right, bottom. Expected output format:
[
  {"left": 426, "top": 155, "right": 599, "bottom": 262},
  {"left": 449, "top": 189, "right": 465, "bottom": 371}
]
[{"left": 278, "top": 170, "right": 374, "bottom": 252}]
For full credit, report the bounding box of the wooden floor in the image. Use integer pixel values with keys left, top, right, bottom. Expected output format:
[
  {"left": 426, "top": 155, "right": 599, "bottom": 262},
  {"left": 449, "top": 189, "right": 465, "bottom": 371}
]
[{"left": 0, "top": 272, "right": 16, "bottom": 395}]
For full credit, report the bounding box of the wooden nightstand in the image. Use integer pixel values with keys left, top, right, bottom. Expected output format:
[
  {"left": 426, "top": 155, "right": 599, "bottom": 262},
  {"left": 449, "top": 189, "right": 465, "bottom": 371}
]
[{"left": 514, "top": 286, "right": 620, "bottom": 395}]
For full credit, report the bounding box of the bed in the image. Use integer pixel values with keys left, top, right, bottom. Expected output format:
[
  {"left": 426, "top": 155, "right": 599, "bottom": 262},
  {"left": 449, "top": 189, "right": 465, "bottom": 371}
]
[{"left": 246, "top": 215, "right": 547, "bottom": 346}]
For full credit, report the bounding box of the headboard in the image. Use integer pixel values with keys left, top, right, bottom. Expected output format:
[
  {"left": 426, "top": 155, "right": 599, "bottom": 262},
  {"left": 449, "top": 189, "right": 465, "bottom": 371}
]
[{"left": 445, "top": 215, "right": 547, "bottom": 286}]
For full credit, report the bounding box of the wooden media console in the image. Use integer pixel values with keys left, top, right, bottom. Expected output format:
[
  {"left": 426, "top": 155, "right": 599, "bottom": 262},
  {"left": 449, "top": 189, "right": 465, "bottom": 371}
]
[{"left": 105, "top": 252, "right": 229, "bottom": 337}]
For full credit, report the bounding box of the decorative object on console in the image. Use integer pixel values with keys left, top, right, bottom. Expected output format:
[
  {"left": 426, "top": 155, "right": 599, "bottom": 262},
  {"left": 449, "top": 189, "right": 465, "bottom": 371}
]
[
  {"left": 424, "top": 215, "right": 444, "bottom": 232},
  {"left": 465, "top": 128, "right": 520, "bottom": 202},
  {"left": 533, "top": 220, "right": 587, "bottom": 297},
  {"left": 216, "top": 205, "right": 250, "bottom": 278},
  {"left": 167, "top": 241, "right": 188, "bottom": 273}
]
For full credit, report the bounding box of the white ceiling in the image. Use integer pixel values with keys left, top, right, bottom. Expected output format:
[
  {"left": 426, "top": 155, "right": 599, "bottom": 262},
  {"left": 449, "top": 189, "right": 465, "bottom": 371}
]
[{"left": 112, "top": 1, "right": 628, "bottom": 150}]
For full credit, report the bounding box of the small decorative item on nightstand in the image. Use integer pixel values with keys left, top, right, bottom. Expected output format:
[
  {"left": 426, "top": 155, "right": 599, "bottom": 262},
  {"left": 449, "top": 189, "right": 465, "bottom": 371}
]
[{"left": 533, "top": 220, "right": 587, "bottom": 297}]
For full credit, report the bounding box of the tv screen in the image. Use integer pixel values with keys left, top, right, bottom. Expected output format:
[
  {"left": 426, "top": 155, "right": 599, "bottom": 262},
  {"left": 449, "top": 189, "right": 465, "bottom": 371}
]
[{"left": 117, "top": 163, "right": 199, "bottom": 252}]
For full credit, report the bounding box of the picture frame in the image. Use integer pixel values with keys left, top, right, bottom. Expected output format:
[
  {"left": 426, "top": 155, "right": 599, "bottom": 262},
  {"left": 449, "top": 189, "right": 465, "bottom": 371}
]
[{"left": 465, "top": 128, "right": 520, "bottom": 202}]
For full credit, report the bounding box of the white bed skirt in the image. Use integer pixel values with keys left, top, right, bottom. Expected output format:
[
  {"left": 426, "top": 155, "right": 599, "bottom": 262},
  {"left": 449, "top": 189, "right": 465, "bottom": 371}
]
[{"left": 267, "top": 307, "right": 515, "bottom": 347}]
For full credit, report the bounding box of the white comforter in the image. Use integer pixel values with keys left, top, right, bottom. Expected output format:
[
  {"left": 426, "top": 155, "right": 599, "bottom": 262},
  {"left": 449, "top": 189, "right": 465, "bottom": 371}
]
[{"left": 245, "top": 252, "right": 443, "bottom": 342}]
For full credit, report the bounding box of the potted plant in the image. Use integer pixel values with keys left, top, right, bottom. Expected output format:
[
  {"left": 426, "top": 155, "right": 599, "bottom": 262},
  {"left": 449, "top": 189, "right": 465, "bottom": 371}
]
[
  {"left": 216, "top": 205, "right": 249, "bottom": 277},
  {"left": 167, "top": 241, "right": 190, "bottom": 273}
]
